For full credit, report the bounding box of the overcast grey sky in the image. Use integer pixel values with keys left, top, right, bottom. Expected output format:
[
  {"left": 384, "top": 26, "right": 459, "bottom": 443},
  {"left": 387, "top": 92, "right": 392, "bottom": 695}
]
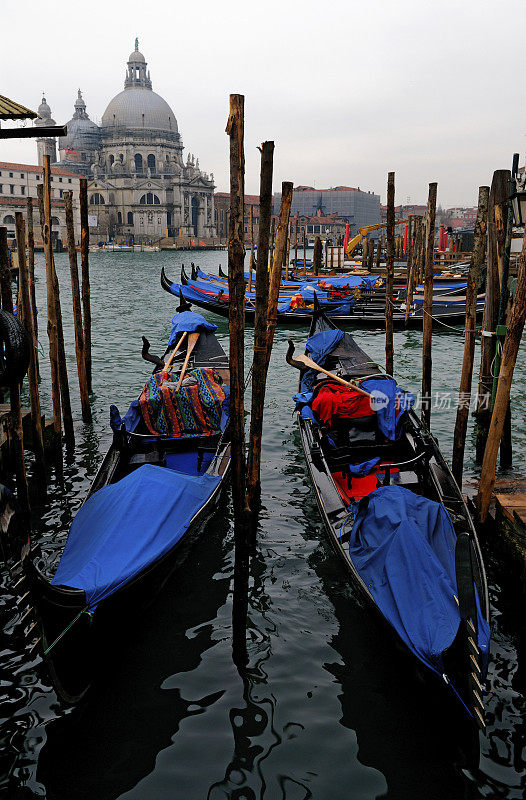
[{"left": 1, "top": 0, "right": 524, "bottom": 206}]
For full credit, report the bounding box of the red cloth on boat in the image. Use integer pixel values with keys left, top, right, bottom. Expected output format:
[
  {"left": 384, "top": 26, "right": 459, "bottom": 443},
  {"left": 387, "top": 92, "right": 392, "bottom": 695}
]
[{"left": 312, "top": 383, "right": 373, "bottom": 427}]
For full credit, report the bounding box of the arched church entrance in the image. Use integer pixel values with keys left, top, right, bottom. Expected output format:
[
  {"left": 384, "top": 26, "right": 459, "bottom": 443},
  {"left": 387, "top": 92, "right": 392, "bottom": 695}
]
[{"left": 191, "top": 197, "right": 199, "bottom": 236}]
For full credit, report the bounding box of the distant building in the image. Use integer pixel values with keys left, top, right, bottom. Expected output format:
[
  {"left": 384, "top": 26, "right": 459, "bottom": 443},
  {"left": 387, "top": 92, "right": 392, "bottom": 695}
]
[
  {"left": 0, "top": 161, "right": 81, "bottom": 244},
  {"left": 214, "top": 192, "right": 260, "bottom": 240},
  {"left": 32, "top": 40, "right": 216, "bottom": 242},
  {"left": 274, "top": 185, "right": 381, "bottom": 236}
]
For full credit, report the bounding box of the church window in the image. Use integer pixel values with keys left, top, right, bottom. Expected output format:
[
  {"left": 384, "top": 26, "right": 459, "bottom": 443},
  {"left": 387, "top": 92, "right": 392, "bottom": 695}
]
[
  {"left": 147, "top": 154, "right": 156, "bottom": 172},
  {"left": 139, "top": 193, "right": 160, "bottom": 205},
  {"left": 109, "top": 155, "right": 114, "bottom": 166},
  {"left": 3, "top": 215, "right": 15, "bottom": 224},
  {"left": 89, "top": 193, "right": 105, "bottom": 205},
  {"left": 117, "top": 212, "right": 122, "bottom": 224},
  {"left": 167, "top": 212, "right": 172, "bottom": 226},
  {"left": 134, "top": 154, "right": 143, "bottom": 173},
  {"left": 157, "top": 217, "right": 161, "bottom": 224},
  {"left": 127, "top": 212, "right": 133, "bottom": 225},
  {"left": 51, "top": 217, "right": 60, "bottom": 226}
]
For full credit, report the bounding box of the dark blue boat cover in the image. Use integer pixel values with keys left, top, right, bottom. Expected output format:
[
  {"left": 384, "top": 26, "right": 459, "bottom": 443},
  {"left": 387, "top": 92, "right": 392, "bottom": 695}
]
[
  {"left": 52, "top": 464, "right": 221, "bottom": 610},
  {"left": 168, "top": 311, "right": 217, "bottom": 347},
  {"left": 349, "top": 486, "right": 490, "bottom": 674}
]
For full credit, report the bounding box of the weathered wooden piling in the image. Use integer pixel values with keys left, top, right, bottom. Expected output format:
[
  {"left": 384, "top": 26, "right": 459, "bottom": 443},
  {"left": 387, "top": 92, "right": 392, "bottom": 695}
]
[
  {"left": 15, "top": 213, "right": 45, "bottom": 477},
  {"left": 43, "top": 157, "right": 75, "bottom": 447},
  {"left": 421, "top": 182, "right": 437, "bottom": 430},
  {"left": 40, "top": 165, "right": 61, "bottom": 443},
  {"left": 270, "top": 218, "right": 276, "bottom": 265},
  {"left": 226, "top": 94, "right": 247, "bottom": 523},
  {"left": 451, "top": 187, "right": 489, "bottom": 487},
  {"left": 26, "top": 198, "right": 38, "bottom": 361},
  {"left": 385, "top": 172, "right": 395, "bottom": 376},
  {"left": 267, "top": 183, "right": 293, "bottom": 362},
  {"left": 293, "top": 217, "right": 298, "bottom": 273},
  {"left": 247, "top": 141, "right": 274, "bottom": 513},
  {"left": 79, "top": 178, "right": 92, "bottom": 394},
  {"left": 247, "top": 204, "right": 254, "bottom": 293},
  {"left": 65, "top": 192, "right": 92, "bottom": 423},
  {"left": 312, "top": 235, "right": 322, "bottom": 277},
  {"left": 376, "top": 237, "right": 382, "bottom": 269},
  {"left": 0, "top": 227, "right": 13, "bottom": 313},
  {"left": 475, "top": 170, "right": 509, "bottom": 461},
  {"left": 476, "top": 229, "right": 526, "bottom": 523},
  {"left": 303, "top": 230, "right": 307, "bottom": 272}
]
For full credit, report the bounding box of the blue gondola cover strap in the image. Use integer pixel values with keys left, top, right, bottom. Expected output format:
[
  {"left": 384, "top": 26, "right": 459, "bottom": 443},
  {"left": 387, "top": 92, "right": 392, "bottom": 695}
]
[
  {"left": 52, "top": 464, "right": 221, "bottom": 610},
  {"left": 348, "top": 486, "right": 490, "bottom": 674}
]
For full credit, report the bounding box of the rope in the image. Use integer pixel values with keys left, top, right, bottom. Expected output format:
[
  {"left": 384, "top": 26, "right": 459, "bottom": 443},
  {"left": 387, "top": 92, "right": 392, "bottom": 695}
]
[{"left": 43, "top": 606, "right": 90, "bottom": 656}]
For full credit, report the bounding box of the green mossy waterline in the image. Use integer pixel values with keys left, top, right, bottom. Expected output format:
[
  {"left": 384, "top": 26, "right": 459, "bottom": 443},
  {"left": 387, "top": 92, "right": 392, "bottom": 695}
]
[{"left": 2, "top": 250, "right": 525, "bottom": 798}]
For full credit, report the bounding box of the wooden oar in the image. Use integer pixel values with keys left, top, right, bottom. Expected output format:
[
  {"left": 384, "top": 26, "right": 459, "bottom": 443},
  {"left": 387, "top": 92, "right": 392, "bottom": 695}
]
[
  {"left": 175, "top": 331, "right": 200, "bottom": 392},
  {"left": 286, "top": 340, "right": 372, "bottom": 398},
  {"left": 162, "top": 331, "right": 188, "bottom": 374}
]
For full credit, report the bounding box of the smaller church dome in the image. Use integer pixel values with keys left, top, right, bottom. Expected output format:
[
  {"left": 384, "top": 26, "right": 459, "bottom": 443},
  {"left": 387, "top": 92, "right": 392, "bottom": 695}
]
[
  {"left": 35, "top": 95, "right": 55, "bottom": 127},
  {"left": 61, "top": 90, "right": 101, "bottom": 153}
]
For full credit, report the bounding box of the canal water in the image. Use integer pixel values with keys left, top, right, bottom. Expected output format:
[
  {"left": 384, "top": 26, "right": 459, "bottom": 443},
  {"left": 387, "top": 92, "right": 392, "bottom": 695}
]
[{"left": 1, "top": 251, "right": 525, "bottom": 799}]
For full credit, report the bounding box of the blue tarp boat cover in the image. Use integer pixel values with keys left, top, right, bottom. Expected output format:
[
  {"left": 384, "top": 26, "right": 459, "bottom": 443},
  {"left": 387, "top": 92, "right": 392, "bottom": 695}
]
[
  {"left": 168, "top": 311, "right": 217, "bottom": 347},
  {"left": 348, "top": 486, "right": 490, "bottom": 675},
  {"left": 52, "top": 464, "right": 221, "bottom": 610}
]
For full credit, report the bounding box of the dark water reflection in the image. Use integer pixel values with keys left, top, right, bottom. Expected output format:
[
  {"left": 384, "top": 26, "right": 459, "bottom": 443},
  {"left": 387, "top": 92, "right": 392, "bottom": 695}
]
[{"left": 1, "top": 252, "right": 525, "bottom": 799}]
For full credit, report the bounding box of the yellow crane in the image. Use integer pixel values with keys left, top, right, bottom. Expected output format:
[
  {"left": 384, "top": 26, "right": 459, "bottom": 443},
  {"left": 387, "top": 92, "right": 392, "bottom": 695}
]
[{"left": 346, "top": 218, "right": 409, "bottom": 258}]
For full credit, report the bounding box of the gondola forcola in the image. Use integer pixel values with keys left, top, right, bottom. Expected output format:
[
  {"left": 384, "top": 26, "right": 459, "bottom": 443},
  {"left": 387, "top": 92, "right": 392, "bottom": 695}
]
[
  {"left": 287, "top": 303, "right": 490, "bottom": 731},
  {"left": 6, "top": 311, "right": 231, "bottom": 704}
]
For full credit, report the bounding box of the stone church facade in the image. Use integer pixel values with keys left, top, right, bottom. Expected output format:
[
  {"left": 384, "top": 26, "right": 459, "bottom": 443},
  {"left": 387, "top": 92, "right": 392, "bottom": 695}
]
[{"left": 35, "top": 41, "right": 215, "bottom": 242}]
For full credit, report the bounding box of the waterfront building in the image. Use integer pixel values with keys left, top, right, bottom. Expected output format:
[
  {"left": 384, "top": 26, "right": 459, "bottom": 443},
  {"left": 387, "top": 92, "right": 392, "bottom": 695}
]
[
  {"left": 214, "top": 192, "right": 260, "bottom": 240},
  {"left": 273, "top": 185, "right": 381, "bottom": 236},
  {"left": 34, "top": 40, "right": 216, "bottom": 243},
  {"left": 0, "top": 161, "right": 81, "bottom": 244}
]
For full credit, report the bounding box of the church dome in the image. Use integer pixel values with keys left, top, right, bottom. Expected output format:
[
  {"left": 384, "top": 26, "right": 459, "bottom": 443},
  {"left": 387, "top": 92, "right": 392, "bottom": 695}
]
[
  {"left": 101, "top": 86, "right": 178, "bottom": 133},
  {"left": 35, "top": 95, "right": 55, "bottom": 127},
  {"left": 62, "top": 90, "right": 101, "bottom": 152},
  {"left": 101, "top": 41, "right": 178, "bottom": 133}
]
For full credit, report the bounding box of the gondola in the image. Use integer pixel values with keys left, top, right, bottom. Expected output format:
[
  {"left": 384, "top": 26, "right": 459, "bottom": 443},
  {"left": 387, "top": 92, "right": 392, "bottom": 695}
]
[
  {"left": 287, "top": 303, "right": 490, "bottom": 730},
  {"left": 161, "top": 266, "right": 483, "bottom": 328},
  {"left": 4, "top": 310, "right": 231, "bottom": 704}
]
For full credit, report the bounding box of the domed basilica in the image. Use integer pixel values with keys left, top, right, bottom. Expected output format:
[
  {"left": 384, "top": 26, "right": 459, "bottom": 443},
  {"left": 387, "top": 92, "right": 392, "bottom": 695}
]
[{"left": 35, "top": 40, "right": 216, "bottom": 241}]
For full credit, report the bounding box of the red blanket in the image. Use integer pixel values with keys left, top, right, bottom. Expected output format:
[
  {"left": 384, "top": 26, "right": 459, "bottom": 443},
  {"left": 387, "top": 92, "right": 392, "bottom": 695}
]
[{"left": 312, "top": 383, "right": 373, "bottom": 427}]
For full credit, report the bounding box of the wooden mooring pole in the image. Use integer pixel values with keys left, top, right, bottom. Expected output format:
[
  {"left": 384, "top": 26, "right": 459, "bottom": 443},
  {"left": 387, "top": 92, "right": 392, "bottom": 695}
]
[
  {"left": 79, "top": 178, "right": 92, "bottom": 394},
  {"left": 421, "top": 182, "right": 437, "bottom": 430},
  {"left": 475, "top": 170, "right": 509, "bottom": 461},
  {"left": 293, "top": 217, "right": 298, "bottom": 273},
  {"left": 385, "top": 172, "right": 395, "bottom": 376},
  {"left": 476, "top": 228, "right": 526, "bottom": 523},
  {"left": 26, "top": 197, "right": 39, "bottom": 377},
  {"left": 40, "top": 167, "right": 61, "bottom": 446},
  {"left": 267, "top": 183, "right": 293, "bottom": 363},
  {"left": 247, "top": 141, "right": 274, "bottom": 513},
  {"left": 313, "top": 235, "right": 322, "bottom": 277},
  {"left": 303, "top": 230, "right": 307, "bottom": 272},
  {"left": 451, "top": 186, "right": 489, "bottom": 487},
  {"left": 65, "top": 191, "right": 92, "bottom": 423},
  {"left": 226, "top": 93, "right": 249, "bottom": 668},
  {"left": 43, "top": 156, "right": 75, "bottom": 448},
  {"left": 247, "top": 204, "right": 254, "bottom": 294},
  {"left": 0, "top": 227, "right": 13, "bottom": 313},
  {"left": 15, "top": 213, "right": 45, "bottom": 478}
]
